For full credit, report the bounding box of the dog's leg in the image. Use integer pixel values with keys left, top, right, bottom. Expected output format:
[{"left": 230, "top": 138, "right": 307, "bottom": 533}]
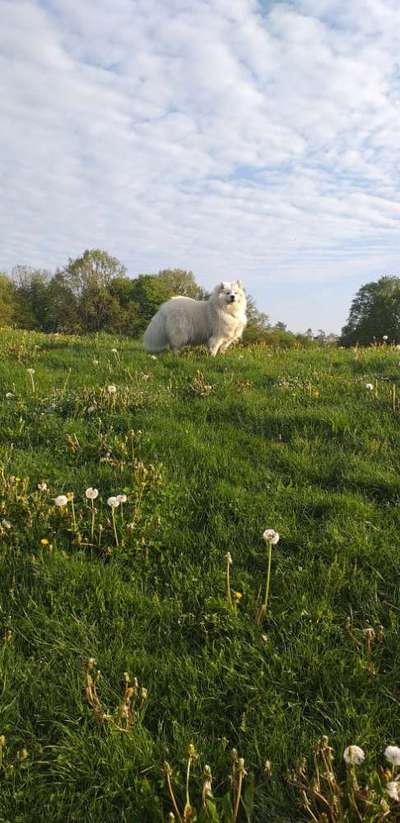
[
  {"left": 208, "top": 336, "right": 224, "bottom": 356},
  {"left": 218, "top": 338, "right": 236, "bottom": 354}
]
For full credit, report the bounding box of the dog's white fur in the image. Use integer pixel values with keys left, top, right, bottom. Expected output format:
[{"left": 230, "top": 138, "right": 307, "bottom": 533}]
[{"left": 143, "top": 281, "right": 247, "bottom": 356}]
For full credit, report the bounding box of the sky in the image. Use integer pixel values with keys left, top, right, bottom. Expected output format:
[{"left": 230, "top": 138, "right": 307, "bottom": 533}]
[{"left": 1, "top": 0, "right": 400, "bottom": 333}]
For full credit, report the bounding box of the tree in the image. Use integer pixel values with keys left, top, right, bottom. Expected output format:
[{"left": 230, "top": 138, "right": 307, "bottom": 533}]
[
  {"left": 64, "top": 249, "right": 127, "bottom": 296},
  {"left": 12, "top": 266, "right": 51, "bottom": 329},
  {"left": 44, "top": 272, "right": 80, "bottom": 333},
  {"left": 156, "top": 269, "right": 205, "bottom": 299},
  {"left": 242, "top": 293, "right": 270, "bottom": 343},
  {"left": 341, "top": 276, "right": 400, "bottom": 345},
  {"left": 0, "top": 274, "right": 15, "bottom": 326}
]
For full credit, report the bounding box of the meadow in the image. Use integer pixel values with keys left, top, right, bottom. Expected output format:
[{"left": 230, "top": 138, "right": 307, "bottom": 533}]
[{"left": 0, "top": 329, "right": 399, "bottom": 822}]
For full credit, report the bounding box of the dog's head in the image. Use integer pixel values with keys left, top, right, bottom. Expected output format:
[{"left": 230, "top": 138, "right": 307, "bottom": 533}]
[{"left": 215, "top": 280, "right": 246, "bottom": 310}]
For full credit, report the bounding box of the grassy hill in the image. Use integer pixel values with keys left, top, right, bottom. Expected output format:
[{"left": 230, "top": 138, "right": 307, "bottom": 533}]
[{"left": 0, "top": 329, "right": 399, "bottom": 821}]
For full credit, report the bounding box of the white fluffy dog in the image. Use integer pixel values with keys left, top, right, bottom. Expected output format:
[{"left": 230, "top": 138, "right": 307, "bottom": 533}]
[{"left": 143, "top": 281, "right": 247, "bottom": 356}]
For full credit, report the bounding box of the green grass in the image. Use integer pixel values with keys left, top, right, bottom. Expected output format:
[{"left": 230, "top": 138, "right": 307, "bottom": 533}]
[{"left": 0, "top": 329, "right": 400, "bottom": 821}]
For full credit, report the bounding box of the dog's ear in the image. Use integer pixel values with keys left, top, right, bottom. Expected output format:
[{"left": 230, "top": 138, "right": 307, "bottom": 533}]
[
  {"left": 235, "top": 279, "right": 243, "bottom": 288},
  {"left": 220, "top": 281, "right": 229, "bottom": 290}
]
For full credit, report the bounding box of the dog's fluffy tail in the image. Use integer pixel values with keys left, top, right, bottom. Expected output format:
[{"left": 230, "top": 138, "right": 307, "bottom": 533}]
[{"left": 143, "top": 309, "right": 168, "bottom": 353}]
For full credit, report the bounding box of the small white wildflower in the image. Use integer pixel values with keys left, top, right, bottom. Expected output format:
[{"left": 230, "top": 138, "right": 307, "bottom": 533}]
[
  {"left": 225, "top": 551, "right": 233, "bottom": 565},
  {"left": 262, "top": 529, "right": 280, "bottom": 545},
  {"left": 54, "top": 494, "right": 68, "bottom": 508},
  {"left": 365, "top": 383, "right": 374, "bottom": 391},
  {"left": 107, "top": 384, "right": 117, "bottom": 394},
  {"left": 111, "top": 348, "right": 118, "bottom": 354},
  {"left": 385, "top": 746, "right": 400, "bottom": 766},
  {"left": 5, "top": 392, "right": 14, "bottom": 399},
  {"left": 107, "top": 496, "right": 120, "bottom": 508},
  {"left": 37, "top": 482, "right": 48, "bottom": 491},
  {"left": 343, "top": 745, "right": 365, "bottom": 766},
  {"left": 116, "top": 494, "right": 127, "bottom": 504},
  {"left": 85, "top": 487, "right": 99, "bottom": 500},
  {"left": 383, "top": 335, "right": 388, "bottom": 341},
  {"left": 27, "top": 368, "right": 35, "bottom": 375},
  {"left": 93, "top": 358, "right": 99, "bottom": 365},
  {"left": 387, "top": 781, "right": 400, "bottom": 801},
  {"left": 150, "top": 355, "right": 157, "bottom": 360},
  {"left": 1, "top": 519, "right": 11, "bottom": 529}
]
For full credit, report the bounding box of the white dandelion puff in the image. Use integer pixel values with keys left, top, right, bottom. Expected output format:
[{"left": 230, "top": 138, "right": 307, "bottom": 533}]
[
  {"left": 343, "top": 745, "right": 365, "bottom": 766},
  {"left": 1, "top": 519, "right": 11, "bottom": 530},
  {"left": 387, "top": 781, "right": 400, "bottom": 801},
  {"left": 107, "top": 496, "right": 120, "bottom": 508},
  {"left": 262, "top": 529, "right": 280, "bottom": 545},
  {"left": 85, "top": 487, "right": 99, "bottom": 500},
  {"left": 385, "top": 746, "right": 400, "bottom": 766},
  {"left": 54, "top": 495, "right": 68, "bottom": 508}
]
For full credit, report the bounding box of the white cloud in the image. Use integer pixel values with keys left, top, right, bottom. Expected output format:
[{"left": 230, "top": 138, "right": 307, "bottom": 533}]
[{"left": 1, "top": 0, "right": 400, "bottom": 330}]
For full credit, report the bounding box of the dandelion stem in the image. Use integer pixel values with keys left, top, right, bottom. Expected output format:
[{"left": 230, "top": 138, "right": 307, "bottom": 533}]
[
  {"left": 111, "top": 508, "right": 119, "bottom": 546},
  {"left": 263, "top": 541, "right": 273, "bottom": 614},
  {"left": 226, "top": 554, "right": 233, "bottom": 608},
  {"left": 232, "top": 760, "right": 246, "bottom": 823},
  {"left": 185, "top": 754, "right": 192, "bottom": 817},
  {"left": 61, "top": 367, "right": 72, "bottom": 399},
  {"left": 163, "top": 763, "right": 182, "bottom": 823},
  {"left": 70, "top": 498, "right": 77, "bottom": 532},
  {"left": 90, "top": 500, "right": 96, "bottom": 543}
]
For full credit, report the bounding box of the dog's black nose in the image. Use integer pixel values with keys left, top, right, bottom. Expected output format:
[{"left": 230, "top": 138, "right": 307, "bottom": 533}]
[{"left": 229, "top": 294, "right": 235, "bottom": 302}]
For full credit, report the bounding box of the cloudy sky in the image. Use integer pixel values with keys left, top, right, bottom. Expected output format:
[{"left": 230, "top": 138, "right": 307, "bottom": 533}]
[{"left": 1, "top": 0, "right": 400, "bottom": 332}]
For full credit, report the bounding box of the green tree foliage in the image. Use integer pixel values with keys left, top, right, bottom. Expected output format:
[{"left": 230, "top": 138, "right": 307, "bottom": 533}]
[
  {"left": 242, "top": 293, "right": 270, "bottom": 343},
  {"left": 0, "top": 273, "right": 16, "bottom": 326},
  {"left": 64, "top": 249, "right": 127, "bottom": 295},
  {"left": 4, "top": 253, "right": 276, "bottom": 344},
  {"left": 341, "top": 276, "right": 400, "bottom": 345},
  {"left": 12, "top": 266, "right": 51, "bottom": 329},
  {"left": 156, "top": 268, "right": 206, "bottom": 299},
  {"left": 44, "top": 272, "right": 80, "bottom": 333}
]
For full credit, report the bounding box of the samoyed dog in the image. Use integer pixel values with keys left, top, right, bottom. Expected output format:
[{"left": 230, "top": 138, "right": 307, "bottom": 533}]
[{"left": 143, "top": 281, "right": 247, "bottom": 356}]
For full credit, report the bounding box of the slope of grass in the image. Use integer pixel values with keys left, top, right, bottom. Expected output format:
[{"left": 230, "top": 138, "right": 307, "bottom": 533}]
[{"left": 0, "top": 329, "right": 399, "bottom": 821}]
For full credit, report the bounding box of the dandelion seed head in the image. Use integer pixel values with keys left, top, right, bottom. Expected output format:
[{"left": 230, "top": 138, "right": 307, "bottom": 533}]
[
  {"left": 54, "top": 494, "right": 68, "bottom": 508},
  {"left": 343, "top": 745, "right": 365, "bottom": 766},
  {"left": 37, "top": 482, "right": 48, "bottom": 491},
  {"left": 385, "top": 745, "right": 400, "bottom": 766},
  {"left": 27, "top": 368, "right": 35, "bottom": 375},
  {"left": 262, "top": 529, "right": 280, "bottom": 545},
  {"left": 1, "top": 519, "right": 11, "bottom": 530},
  {"left": 107, "top": 496, "right": 120, "bottom": 508},
  {"left": 116, "top": 493, "right": 127, "bottom": 504},
  {"left": 85, "top": 487, "right": 99, "bottom": 500},
  {"left": 387, "top": 781, "right": 400, "bottom": 801},
  {"left": 365, "top": 383, "right": 374, "bottom": 390},
  {"left": 107, "top": 384, "right": 117, "bottom": 394}
]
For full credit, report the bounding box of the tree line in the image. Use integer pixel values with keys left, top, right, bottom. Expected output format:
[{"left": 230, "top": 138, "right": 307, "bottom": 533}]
[
  {"left": 1, "top": 248, "right": 397, "bottom": 345},
  {"left": 0, "top": 248, "right": 300, "bottom": 344}
]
